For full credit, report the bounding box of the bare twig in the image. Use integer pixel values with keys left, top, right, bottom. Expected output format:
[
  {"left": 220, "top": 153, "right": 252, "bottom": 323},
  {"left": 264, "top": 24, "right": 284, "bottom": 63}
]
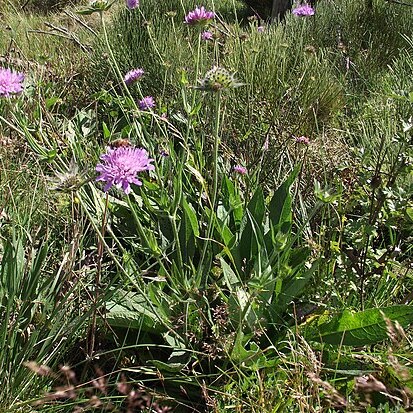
[
  {"left": 28, "top": 22, "right": 91, "bottom": 53},
  {"left": 63, "top": 9, "right": 98, "bottom": 36}
]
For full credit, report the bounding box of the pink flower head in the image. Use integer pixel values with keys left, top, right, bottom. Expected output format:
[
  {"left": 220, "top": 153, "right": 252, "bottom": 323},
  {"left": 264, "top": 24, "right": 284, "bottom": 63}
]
[
  {"left": 124, "top": 68, "right": 144, "bottom": 85},
  {"left": 257, "top": 26, "right": 265, "bottom": 33},
  {"left": 292, "top": 4, "right": 315, "bottom": 16},
  {"left": 295, "top": 136, "right": 310, "bottom": 145},
  {"left": 96, "top": 146, "right": 155, "bottom": 194},
  {"left": 126, "top": 0, "right": 139, "bottom": 9},
  {"left": 138, "top": 96, "right": 155, "bottom": 110},
  {"left": 201, "top": 30, "right": 213, "bottom": 40},
  {"left": 233, "top": 165, "right": 247, "bottom": 175},
  {"left": 185, "top": 6, "right": 215, "bottom": 26},
  {"left": 0, "top": 67, "right": 24, "bottom": 97}
]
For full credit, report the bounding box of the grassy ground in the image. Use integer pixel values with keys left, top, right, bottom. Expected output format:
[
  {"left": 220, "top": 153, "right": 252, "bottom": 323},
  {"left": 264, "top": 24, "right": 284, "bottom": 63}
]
[{"left": 1, "top": 0, "right": 413, "bottom": 411}]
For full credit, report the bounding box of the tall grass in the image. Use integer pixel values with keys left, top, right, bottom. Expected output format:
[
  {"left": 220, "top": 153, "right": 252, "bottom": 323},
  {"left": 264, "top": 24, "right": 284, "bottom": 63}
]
[{"left": 1, "top": 0, "right": 413, "bottom": 411}]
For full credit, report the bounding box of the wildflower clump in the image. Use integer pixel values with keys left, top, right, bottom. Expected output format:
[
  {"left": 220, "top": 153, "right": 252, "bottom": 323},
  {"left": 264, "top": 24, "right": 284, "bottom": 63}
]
[
  {"left": 292, "top": 4, "right": 315, "bottom": 16},
  {"left": 185, "top": 6, "right": 215, "bottom": 26},
  {"left": 96, "top": 146, "right": 155, "bottom": 194},
  {"left": 124, "top": 68, "right": 144, "bottom": 85},
  {"left": 0, "top": 68, "right": 24, "bottom": 97}
]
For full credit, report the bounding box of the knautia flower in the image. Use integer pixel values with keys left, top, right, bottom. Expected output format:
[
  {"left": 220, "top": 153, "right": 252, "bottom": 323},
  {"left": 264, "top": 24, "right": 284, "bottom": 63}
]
[
  {"left": 201, "top": 30, "right": 213, "bottom": 40},
  {"left": 138, "top": 96, "right": 155, "bottom": 110},
  {"left": 124, "top": 68, "right": 144, "bottom": 85},
  {"left": 185, "top": 6, "right": 215, "bottom": 26},
  {"left": 257, "top": 26, "right": 265, "bottom": 33},
  {"left": 96, "top": 146, "right": 155, "bottom": 194},
  {"left": 0, "top": 67, "right": 24, "bottom": 97},
  {"left": 234, "top": 165, "right": 247, "bottom": 175},
  {"left": 195, "top": 67, "right": 244, "bottom": 92},
  {"left": 295, "top": 136, "right": 310, "bottom": 145},
  {"left": 126, "top": 0, "right": 139, "bottom": 9},
  {"left": 292, "top": 4, "right": 315, "bottom": 16}
]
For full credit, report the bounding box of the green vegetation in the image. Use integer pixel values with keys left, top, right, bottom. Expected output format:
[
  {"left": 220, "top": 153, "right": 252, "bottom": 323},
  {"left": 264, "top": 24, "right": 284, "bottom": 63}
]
[{"left": 1, "top": 0, "right": 413, "bottom": 411}]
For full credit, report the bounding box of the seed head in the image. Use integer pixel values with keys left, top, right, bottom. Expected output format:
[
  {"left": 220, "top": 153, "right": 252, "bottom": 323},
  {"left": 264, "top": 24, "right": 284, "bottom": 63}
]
[{"left": 195, "top": 67, "right": 244, "bottom": 92}]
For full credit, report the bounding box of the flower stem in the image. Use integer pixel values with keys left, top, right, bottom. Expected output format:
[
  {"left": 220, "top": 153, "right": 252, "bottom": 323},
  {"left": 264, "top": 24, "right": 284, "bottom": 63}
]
[
  {"left": 87, "top": 191, "right": 109, "bottom": 357},
  {"left": 197, "top": 91, "right": 222, "bottom": 285}
]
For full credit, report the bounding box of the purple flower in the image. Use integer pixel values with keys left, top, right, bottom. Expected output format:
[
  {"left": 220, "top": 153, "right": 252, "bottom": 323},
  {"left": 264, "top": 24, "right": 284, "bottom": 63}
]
[
  {"left": 0, "top": 67, "right": 24, "bottom": 97},
  {"left": 185, "top": 6, "right": 215, "bottom": 26},
  {"left": 126, "top": 0, "right": 139, "bottom": 9},
  {"left": 96, "top": 146, "right": 155, "bottom": 194},
  {"left": 257, "top": 26, "right": 265, "bottom": 33},
  {"left": 295, "top": 136, "right": 310, "bottom": 145},
  {"left": 233, "top": 165, "right": 247, "bottom": 175},
  {"left": 124, "top": 68, "right": 144, "bottom": 85},
  {"left": 201, "top": 30, "right": 213, "bottom": 40},
  {"left": 138, "top": 96, "right": 155, "bottom": 110},
  {"left": 292, "top": 4, "right": 315, "bottom": 16}
]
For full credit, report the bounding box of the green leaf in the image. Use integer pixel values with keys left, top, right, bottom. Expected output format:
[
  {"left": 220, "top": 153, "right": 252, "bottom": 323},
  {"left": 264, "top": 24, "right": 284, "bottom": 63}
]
[
  {"left": 182, "top": 197, "right": 199, "bottom": 237},
  {"left": 45, "top": 97, "right": 60, "bottom": 110},
  {"left": 222, "top": 176, "right": 243, "bottom": 227},
  {"left": 220, "top": 258, "right": 240, "bottom": 292},
  {"left": 106, "top": 291, "right": 166, "bottom": 334},
  {"left": 238, "top": 188, "right": 265, "bottom": 265},
  {"left": 268, "top": 166, "right": 299, "bottom": 234},
  {"left": 102, "top": 122, "right": 111, "bottom": 139},
  {"left": 306, "top": 305, "right": 413, "bottom": 346},
  {"left": 271, "top": 259, "right": 317, "bottom": 316},
  {"left": 247, "top": 187, "right": 265, "bottom": 226},
  {"left": 148, "top": 359, "right": 186, "bottom": 373}
]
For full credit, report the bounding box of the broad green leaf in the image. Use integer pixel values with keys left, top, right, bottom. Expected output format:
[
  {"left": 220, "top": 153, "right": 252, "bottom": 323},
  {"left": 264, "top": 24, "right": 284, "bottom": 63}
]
[
  {"left": 102, "top": 122, "right": 111, "bottom": 139},
  {"left": 148, "top": 359, "right": 186, "bottom": 373},
  {"left": 222, "top": 176, "right": 243, "bottom": 226},
  {"left": 220, "top": 258, "right": 239, "bottom": 292},
  {"left": 268, "top": 166, "right": 299, "bottom": 234},
  {"left": 247, "top": 187, "right": 265, "bottom": 226},
  {"left": 106, "top": 291, "right": 165, "bottom": 334},
  {"left": 182, "top": 197, "right": 199, "bottom": 237},
  {"left": 306, "top": 305, "right": 413, "bottom": 346},
  {"left": 271, "top": 260, "right": 317, "bottom": 316},
  {"left": 238, "top": 188, "right": 265, "bottom": 266},
  {"left": 214, "top": 217, "right": 235, "bottom": 246},
  {"left": 45, "top": 97, "right": 60, "bottom": 110}
]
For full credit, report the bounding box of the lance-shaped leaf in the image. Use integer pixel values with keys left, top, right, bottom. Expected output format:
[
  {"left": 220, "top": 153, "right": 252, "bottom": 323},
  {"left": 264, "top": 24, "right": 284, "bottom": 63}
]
[{"left": 306, "top": 305, "right": 413, "bottom": 346}]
